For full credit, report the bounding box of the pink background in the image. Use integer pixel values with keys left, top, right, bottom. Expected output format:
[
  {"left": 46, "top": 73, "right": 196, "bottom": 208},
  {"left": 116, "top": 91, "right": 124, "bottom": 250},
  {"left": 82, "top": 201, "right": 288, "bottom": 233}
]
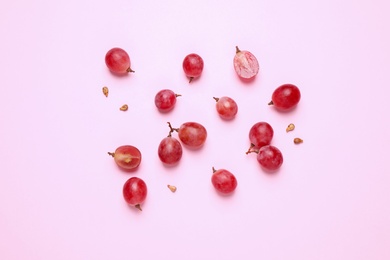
[{"left": 1, "top": 0, "right": 390, "bottom": 259}]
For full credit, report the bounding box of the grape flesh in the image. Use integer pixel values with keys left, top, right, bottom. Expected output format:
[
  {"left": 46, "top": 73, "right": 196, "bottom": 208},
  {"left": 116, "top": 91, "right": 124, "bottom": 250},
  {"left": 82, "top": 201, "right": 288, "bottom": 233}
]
[
  {"left": 105, "top": 47, "right": 134, "bottom": 74},
  {"left": 178, "top": 122, "right": 207, "bottom": 149},
  {"left": 269, "top": 84, "right": 301, "bottom": 110},
  {"left": 248, "top": 122, "right": 274, "bottom": 148},
  {"left": 257, "top": 145, "right": 283, "bottom": 171},
  {"left": 211, "top": 168, "right": 237, "bottom": 195},
  {"left": 214, "top": 96, "right": 238, "bottom": 120},
  {"left": 182, "top": 53, "right": 204, "bottom": 82},
  {"left": 158, "top": 136, "right": 183, "bottom": 165},
  {"left": 233, "top": 46, "right": 259, "bottom": 79},
  {"left": 123, "top": 177, "right": 147, "bottom": 211},
  {"left": 154, "top": 89, "right": 179, "bottom": 112},
  {"left": 108, "top": 145, "right": 141, "bottom": 170}
]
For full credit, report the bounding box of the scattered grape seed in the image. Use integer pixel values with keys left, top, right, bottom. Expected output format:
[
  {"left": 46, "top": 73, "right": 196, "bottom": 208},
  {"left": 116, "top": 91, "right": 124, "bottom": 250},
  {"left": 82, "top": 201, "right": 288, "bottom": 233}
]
[
  {"left": 102, "top": 86, "right": 109, "bottom": 97},
  {"left": 294, "top": 138, "right": 303, "bottom": 144},
  {"left": 120, "top": 104, "right": 128, "bottom": 111},
  {"left": 286, "top": 123, "right": 295, "bottom": 132},
  {"left": 167, "top": 185, "right": 177, "bottom": 193}
]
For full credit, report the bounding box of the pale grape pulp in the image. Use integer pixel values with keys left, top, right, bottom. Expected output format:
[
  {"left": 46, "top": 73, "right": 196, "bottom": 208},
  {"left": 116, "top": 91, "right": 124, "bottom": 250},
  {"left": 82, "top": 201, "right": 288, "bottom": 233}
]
[
  {"left": 108, "top": 145, "right": 141, "bottom": 171},
  {"left": 233, "top": 46, "right": 259, "bottom": 79}
]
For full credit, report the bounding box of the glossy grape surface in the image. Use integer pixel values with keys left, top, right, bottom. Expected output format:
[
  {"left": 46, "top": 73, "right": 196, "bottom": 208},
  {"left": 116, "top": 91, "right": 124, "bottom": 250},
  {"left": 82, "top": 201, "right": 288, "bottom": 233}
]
[
  {"left": 270, "top": 84, "right": 301, "bottom": 111},
  {"left": 211, "top": 168, "right": 237, "bottom": 195},
  {"left": 249, "top": 122, "right": 274, "bottom": 148},
  {"left": 158, "top": 136, "right": 183, "bottom": 165},
  {"left": 182, "top": 53, "right": 204, "bottom": 82},
  {"left": 257, "top": 145, "right": 283, "bottom": 171},
  {"left": 233, "top": 46, "right": 259, "bottom": 79},
  {"left": 123, "top": 177, "right": 147, "bottom": 210},
  {"left": 154, "top": 89, "right": 178, "bottom": 112},
  {"left": 178, "top": 122, "right": 207, "bottom": 149},
  {"left": 105, "top": 47, "right": 133, "bottom": 74},
  {"left": 214, "top": 96, "right": 238, "bottom": 120},
  {"left": 109, "top": 145, "right": 141, "bottom": 170}
]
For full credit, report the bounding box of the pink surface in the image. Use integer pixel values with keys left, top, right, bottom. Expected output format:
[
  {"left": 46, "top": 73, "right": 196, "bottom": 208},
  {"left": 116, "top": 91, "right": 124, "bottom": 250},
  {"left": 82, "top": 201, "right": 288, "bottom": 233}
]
[{"left": 1, "top": 0, "right": 390, "bottom": 259}]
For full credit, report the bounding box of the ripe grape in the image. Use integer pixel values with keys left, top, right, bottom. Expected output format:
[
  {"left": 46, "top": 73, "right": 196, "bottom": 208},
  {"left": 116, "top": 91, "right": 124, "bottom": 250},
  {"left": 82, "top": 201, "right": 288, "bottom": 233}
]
[
  {"left": 158, "top": 123, "right": 183, "bottom": 165},
  {"left": 233, "top": 46, "right": 259, "bottom": 79},
  {"left": 108, "top": 145, "right": 141, "bottom": 171},
  {"left": 182, "top": 53, "right": 204, "bottom": 82},
  {"left": 211, "top": 167, "right": 237, "bottom": 195},
  {"left": 154, "top": 89, "right": 181, "bottom": 112},
  {"left": 269, "top": 84, "right": 301, "bottom": 111},
  {"left": 105, "top": 47, "right": 134, "bottom": 74},
  {"left": 248, "top": 122, "right": 274, "bottom": 149},
  {"left": 177, "top": 122, "right": 207, "bottom": 149},
  {"left": 213, "top": 96, "right": 238, "bottom": 120},
  {"left": 256, "top": 145, "right": 283, "bottom": 171},
  {"left": 123, "top": 177, "right": 147, "bottom": 211}
]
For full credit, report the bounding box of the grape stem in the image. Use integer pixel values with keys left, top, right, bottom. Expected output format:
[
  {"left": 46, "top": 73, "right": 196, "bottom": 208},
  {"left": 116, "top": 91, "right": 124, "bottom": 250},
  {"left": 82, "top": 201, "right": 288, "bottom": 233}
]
[
  {"left": 246, "top": 143, "right": 259, "bottom": 154},
  {"left": 135, "top": 204, "right": 142, "bottom": 211},
  {"left": 167, "top": 122, "right": 179, "bottom": 137},
  {"left": 108, "top": 152, "right": 115, "bottom": 157},
  {"left": 213, "top": 97, "right": 219, "bottom": 102},
  {"left": 189, "top": 77, "right": 194, "bottom": 83},
  {"left": 126, "top": 67, "right": 135, "bottom": 73},
  {"left": 175, "top": 94, "right": 182, "bottom": 98},
  {"left": 268, "top": 101, "right": 274, "bottom": 106},
  {"left": 235, "top": 46, "right": 241, "bottom": 53}
]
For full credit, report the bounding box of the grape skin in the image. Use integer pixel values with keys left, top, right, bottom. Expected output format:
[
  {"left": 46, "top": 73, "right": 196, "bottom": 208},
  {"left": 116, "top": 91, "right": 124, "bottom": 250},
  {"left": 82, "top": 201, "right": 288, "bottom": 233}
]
[
  {"left": 270, "top": 84, "right": 301, "bottom": 111},
  {"left": 233, "top": 46, "right": 259, "bottom": 79},
  {"left": 211, "top": 168, "right": 237, "bottom": 195},
  {"left": 257, "top": 145, "right": 283, "bottom": 171},
  {"left": 182, "top": 53, "right": 204, "bottom": 82},
  {"left": 178, "top": 122, "right": 207, "bottom": 149},
  {"left": 158, "top": 136, "right": 183, "bottom": 166},
  {"left": 105, "top": 47, "right": 133, "bottom": 74},
  {"left": 154, "top": 89, "right": 178, "bottom": 112},
  {"left": 123, "top": 177, "right": 147, "bottom": 211},
  {"left": 248, "top": 122, "right": 274, "bottom": 148},
  {"left": 214, "top": 96, "right": 238, "bottom": 120}
]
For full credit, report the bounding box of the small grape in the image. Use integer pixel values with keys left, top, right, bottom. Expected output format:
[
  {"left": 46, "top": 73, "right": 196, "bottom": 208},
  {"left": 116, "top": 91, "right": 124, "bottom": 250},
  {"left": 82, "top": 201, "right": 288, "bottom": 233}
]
[
  {"left": 177, "top": 122, "right": 207, "bottom": 149},
  {"left": 108, "top": 145, "right": 141, "bottom": 171},
  {"left": 213, "top": 96, "right": 238, "bottom": 120},
  {"left": 158, "top": 123, "right": 183, "bottom": 166},
  {"left": 256, "top": 145, "right": 283, "bottom": 171},
  {"left": 154, "top": 89, "right": 181, "bottom": 112},
  {"left": 105, "top": 47, "right": 134, "bottom": 74},
  {"left": 123, "top": 177, "right": 147, "bottom": 211},
  {"left": 233, "top": 46, "right": 259, "bottom": 79},
  {"left": 269, "top": 84, "right": 301, "bottom": 111},
  {"left": 248, "top": 122, "right": 274, "bottom": 150},
  {"left": 211, "top": 167, "right": 237, "bottom": 195},
  {"left": 182, "top": 53, "right": 204, "bottom": 83}
]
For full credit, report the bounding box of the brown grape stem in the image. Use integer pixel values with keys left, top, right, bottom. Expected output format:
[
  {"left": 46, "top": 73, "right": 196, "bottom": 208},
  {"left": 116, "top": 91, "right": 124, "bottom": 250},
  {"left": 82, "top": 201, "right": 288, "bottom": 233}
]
[
  {"left": 268, "top": 101, "right": 274, "bottom": 106},
  {"left": 175, "top": 94, "right": 182, "bottom": 97},
  {"left": 235, "top": 46, "right": 241, "bottom": 53},
  {"left": 213, "top": 97, "right": 219, "bottom": 102},
  {"left": 167, "top": 122, "right": 179, "bottom": 137},
  {"left": 108, "top": 152, "right": 115, "bottom": 157},
  {"left": 127, "top": 67, "right": 135, "bottom": 73},
  {"left": 246, "top": 143, "right": 259, "bottom": 154},
  {"left": 189, "top": 77, "right": 194, "bottom": 83},
  {"left": 212, "top": 167, "right": 217, "bottom": 173},
  {"left": 135, "top": 204, "right": 142, "bottom": 211}
]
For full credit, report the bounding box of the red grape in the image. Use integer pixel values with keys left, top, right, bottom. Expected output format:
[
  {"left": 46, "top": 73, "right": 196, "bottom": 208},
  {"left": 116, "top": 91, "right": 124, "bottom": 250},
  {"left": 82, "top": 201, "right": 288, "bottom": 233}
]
[
  {"left": 233, "top": 46, "right": 259, "bottom": 79},
  {"left": 269, "top": 84, "right": 301, "bottom": 111},
  {"left": 211, "top": 167, "right": 237, "bottom": 195},
  {"left": 123, "top": 177, "right": 147, "bottom": 211},
  {"left": 158, "top": 123, "right": 183, "bottom": 165},
  {"left": 183, "top": 53, "right": 204, "bottom": 82},
  {"left": 108, "top": 145, "right": 141, "bottom": 171},
  {"left": 214, "top": 96, "right": 238, "bottom": 120},
  {"left": 248, "top": 122, "right": 274, "bottom": 149},
  {"left": 154, "top": 89, "right": 180, "bottom": 112},
  {"left": 177, "top": 122, "right": 207, "bottom": 149},
  {"left": 105, "top": 47, "right": 134, "bottom": 74},
  {"left": 257, "top": 145, "right": 283, "bottom": 171}
]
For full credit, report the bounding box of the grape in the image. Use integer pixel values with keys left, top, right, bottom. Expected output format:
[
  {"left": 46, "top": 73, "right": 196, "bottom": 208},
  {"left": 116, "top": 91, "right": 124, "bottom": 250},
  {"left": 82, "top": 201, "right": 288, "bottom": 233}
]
[
  {"left": 269, "top": 84, "right": 301, "bottom": 111},
  {"left": 123, "top": 177, "right": 147, "bottom": 211},
  {"left": 105, "top": 47, "right": 134, "bottom": 74},
  {"left": 213, "top": 96, "right": 238, "bottom": 120},
  {"left": 256, "top": 145, "right": 283, "bottom": 171},
  {"left": 211, "top": 167, "right": 237, "bottom": 195},
  {"left": 182, "top": 53, "right": 204, "bottom": 82},
  {"left": 248, "top": 122, "right": 274, "bottom": 150},
  {"left": 177, "top": 122, "right": 207, "bottom": 149},
  {"left": 108, "top": 145, "right": 141, "bottom": 171},
  {"left": 154, "top": 89, "right": 181, "bottom": 112},
  {"left": 158, "top": 123, "right": 183, "bottom": 165},
  {"left": 233, "top": 46, "right": 259, "bottom": 79}
]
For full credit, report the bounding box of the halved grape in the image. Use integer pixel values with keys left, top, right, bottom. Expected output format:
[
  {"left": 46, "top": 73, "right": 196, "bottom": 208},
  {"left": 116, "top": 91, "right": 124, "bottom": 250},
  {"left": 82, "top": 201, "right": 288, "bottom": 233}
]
[
  {"left": 108, "top": 145, "right": 141, "bottom": 170},
  {"left": 233, "top": 46, "right": 259, "bottom": 79}
]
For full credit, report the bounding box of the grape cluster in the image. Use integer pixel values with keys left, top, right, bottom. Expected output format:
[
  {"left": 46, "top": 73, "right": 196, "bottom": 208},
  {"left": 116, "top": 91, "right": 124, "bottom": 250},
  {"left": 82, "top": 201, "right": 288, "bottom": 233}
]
[{"left": 104, "top": 46, "right": 301, "bottom": 211}]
